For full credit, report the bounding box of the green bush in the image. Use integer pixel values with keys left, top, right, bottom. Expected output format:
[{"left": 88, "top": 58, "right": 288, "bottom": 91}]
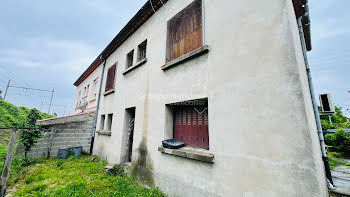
[
  {"left": 107, "top": 164, "right": 126, "bottom": 177},
  {"left": 325, "top": 129, "right": 350, "bottom": 155}
]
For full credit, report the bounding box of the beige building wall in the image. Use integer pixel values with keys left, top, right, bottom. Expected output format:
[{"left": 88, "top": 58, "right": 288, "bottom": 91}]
[
  {"left": 84, "top": 0, "right": 329, "bottom": 196},
  {"left": 73, "top": 66, "right": 102, "bottom": 114}
]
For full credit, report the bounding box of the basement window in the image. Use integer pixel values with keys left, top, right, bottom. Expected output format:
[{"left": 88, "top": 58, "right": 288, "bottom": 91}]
[
  {"left": 106, "top": 113, "right": 113, "bottom": 131},
  {"left": 100, "top": 115, "right": 105, "bottom": 130},
  {"left": 166, "top": 0, "right": 203, "bottom": 63},
  {"left": 126, "top": 50, "right": 134, "bottom": 69},
  {"left": 105, "top": 64, "right": 117, "bottom": 93},
  {"left": 137, "top": 40, "right": 147, "bottom": 61}
]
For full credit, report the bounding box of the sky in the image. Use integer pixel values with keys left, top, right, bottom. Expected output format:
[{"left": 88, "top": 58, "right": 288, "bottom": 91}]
[{"left": 0, "top": 0, "right": 349, "bottom": 117}]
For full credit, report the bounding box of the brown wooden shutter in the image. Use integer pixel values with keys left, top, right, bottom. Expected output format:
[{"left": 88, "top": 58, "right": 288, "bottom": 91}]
[
  {"left": 166, "top": 0, "right": 203, "bottom": 62},
  {"left": 105, "top": 64, "right": 116, "bottom": 92}
]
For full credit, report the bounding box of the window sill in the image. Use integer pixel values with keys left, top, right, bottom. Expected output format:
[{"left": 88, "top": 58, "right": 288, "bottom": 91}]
[
  {"left": 161, "top": 45, "right": 209, "bottom": 70},
  {"left": 89, "top": 98, "right": 96, "bottom": 102},
  {"left": 158, "top": 145, "right": 214, "bottom": 163},
  {"left": 104, "top": 89, "right": 115, "bottom": 96},
  {"left": 123, "top": 58, "right": 147, "bottom": 75},
  {"left": 97, "top": 130, "right": 112, "bottom": 136}
]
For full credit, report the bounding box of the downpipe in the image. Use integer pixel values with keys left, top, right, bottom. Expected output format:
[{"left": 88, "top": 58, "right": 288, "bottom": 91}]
[
  {"left": 297, "top": 3, "right": 334, "bottom": 189},
  {"left": 90, "top": 55, "right": 107, "bottom": 154}
]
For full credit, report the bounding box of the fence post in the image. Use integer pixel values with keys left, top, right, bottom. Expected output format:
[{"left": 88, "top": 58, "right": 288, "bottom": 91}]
[
  {"left": 47, "top": 129, "right": 54, "bottom": 159},
  {"left": 0, "top": 128, "right": 17, "bottom": 197}
]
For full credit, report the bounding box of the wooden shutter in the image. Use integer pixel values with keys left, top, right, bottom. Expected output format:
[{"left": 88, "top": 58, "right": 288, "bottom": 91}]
[
  {"left": 105, "top": 64, "right": 116, "bottom": 92},
  {"left": 174, "top": 104, "right": 209, "bottom": 149},
  {"left": 166, "top": 0, "right": 203, "bottom": 62}
]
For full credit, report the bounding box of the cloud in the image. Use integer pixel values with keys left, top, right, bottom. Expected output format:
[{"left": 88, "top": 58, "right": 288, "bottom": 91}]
[
  {"left": 0, "top": 36, "right": 98, "bottom": 72},
  {"left": 311, "top": 19, "right": 350, "bottom": 41}
]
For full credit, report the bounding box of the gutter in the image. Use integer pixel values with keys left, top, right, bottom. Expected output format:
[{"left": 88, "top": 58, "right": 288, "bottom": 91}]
[
  {"left": 296, "top": 1, "right": 334, "bottom": 188},
  {"left": 90, "top": 55, "right": 107, "bottom": 154}
]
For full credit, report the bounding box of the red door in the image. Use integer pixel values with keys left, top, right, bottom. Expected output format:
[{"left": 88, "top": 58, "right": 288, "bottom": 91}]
[{"left": 174, "top": 105, "right": 209, "bottom": 149}]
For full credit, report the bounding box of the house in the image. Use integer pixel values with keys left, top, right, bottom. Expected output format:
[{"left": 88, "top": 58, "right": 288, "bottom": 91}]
[
  {"left": 73, "top": 0, "right": 329, "bottom": 196},
  {"left": 73, "top": 65, "right": 101, "bottom": 113}
]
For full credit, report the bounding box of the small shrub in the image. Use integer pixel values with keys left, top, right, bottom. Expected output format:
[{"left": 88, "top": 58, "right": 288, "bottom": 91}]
[
  {"left": 328, "top": 151, "right": 342, "bottom": 158},
  {"left": 56, "top": 160, "right": 64, "bottom": 168},
  {"left": 108, "top": 164, "right": 126, "bottom": 177},
  {"left": 325, "top": 129, "right": 350, "bottom": 155}
]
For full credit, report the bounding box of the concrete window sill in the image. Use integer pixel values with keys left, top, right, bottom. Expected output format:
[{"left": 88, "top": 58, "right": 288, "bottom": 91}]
[
  {"left": 158, "top": 146, "right": 214, "bottom": 163},
  {"left": 123, "top": 58, "right": 147, "bottom": 75},
  {"left": 104, "top": 89, "right": 115, "bottom": 96},
  {"left": 161, "top": 45, "right": 209, "bottom": 70},
  {"left": 97, "top": 130, "right": 112, "bottom": 136}
]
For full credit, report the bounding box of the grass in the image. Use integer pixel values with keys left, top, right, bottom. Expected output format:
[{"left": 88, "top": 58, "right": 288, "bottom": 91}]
[
  {"left": 328, "top": 152, "right": 349, "bottom": 170},
  {"left": 7, "top": 156, "right": 165, "bottom": 197},
  {"left": 0, "top": 143, "right": 8, "bottom": 171}
]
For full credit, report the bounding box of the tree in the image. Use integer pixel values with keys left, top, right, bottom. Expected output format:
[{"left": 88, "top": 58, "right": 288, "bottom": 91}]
[
  {"left": 19, "top": 108, "right": 42, "bottom": 160},
  {"left": 320, "top": 106, "right": 350, "bottom": 130}
]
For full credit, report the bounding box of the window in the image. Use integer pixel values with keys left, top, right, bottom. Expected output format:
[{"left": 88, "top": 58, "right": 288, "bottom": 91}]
[
  {"left": 83, "top": 87, "right": 87, "bottom": 96},
  {"left": 166, "top": 0, "right": 203, "bottom": 62},
  {"left": 105, "top": 64, "right": 117, "bottom": 92},
  {"left": 76, "top": 90, "right": 82, "bottom": 107},
  {"left": 137, "top": 40, "right": 147, "bottom": 61},
  {"left": 86, "top": 85, "right": 89, "bottom": 97},
  {"left": 126, "top": 50, "right": 134, "bottom": 69},
  {"left": 92, "top": 78, "right": 99, "bottom": 99},
  {"left": 106, "top": 113, "right": 113, "bottom": 131},
  {"left": 172, "top": 99, "right": 209, "bottom": 149},
  {"left": 100, "top": 115, "right": 106, "bottom": 130}
]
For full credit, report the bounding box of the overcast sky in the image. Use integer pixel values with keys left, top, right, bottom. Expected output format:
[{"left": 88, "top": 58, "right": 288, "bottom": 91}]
[{"left": 0, "top": 0, "right": 349, "bottom": 117}]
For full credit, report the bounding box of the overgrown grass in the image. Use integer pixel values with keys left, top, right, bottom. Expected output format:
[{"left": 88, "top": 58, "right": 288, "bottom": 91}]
[
  {"left": 9, "top": 156, "right": 165, "bottom": 197},
  {"left": 0, "top": 143, "right": 7, "bottom": 171},
  {"left": 328, "top": 152, "right": 349, "bottom": 170}
]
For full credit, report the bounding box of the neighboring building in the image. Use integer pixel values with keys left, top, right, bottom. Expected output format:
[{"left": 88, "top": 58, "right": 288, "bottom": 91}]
[
  {"left": 73, "top": 0, "right": 328, "bottom": 196},
  {"left": 73, "top": 65, "right": 102, "bottom": 113}
]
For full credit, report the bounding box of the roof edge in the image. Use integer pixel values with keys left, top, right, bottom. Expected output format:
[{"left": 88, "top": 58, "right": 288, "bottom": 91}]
[{"left": 74, "top": 0, "right": 167, "bottom": 86}]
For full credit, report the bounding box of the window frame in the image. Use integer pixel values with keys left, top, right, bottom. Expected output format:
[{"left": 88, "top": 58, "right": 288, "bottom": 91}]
[
  {"left": 104, "top": 64, "right": 117, "bottom": 93},
  {"left": 165, "top": 0, "right": 204, "bottom": 63},
  {"left": 106, "top": 113, "right": 113, "bottom": 131},
  {"left": 126, "top": 50, "right": 134, "bottom": 69},
  {"left": 100, "top": 115, "right": 106, "bottom": 130},
  {"left": 137, "top": 40, "right": 147, "bottom": 61},
  {"left": 165, "top": 98, "right": 209, "bottom": 150},
  {"left": 91, "top": 77, "right": 99, "bottom": 100}
]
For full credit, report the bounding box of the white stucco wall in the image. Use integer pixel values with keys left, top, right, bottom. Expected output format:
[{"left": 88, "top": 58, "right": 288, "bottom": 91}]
[
  {"left": 88, "top": 0, "right": 329, "bottom": 196},
  {"left": 73, "top": 66, "right": 102, "bottom": 114}
]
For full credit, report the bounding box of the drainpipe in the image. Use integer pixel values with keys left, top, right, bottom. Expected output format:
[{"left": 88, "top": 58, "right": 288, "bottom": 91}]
[
  {"left": 90, "top": 55, "right": 107, "bottom": 154},
  {"left": 297, "top": 2, "right": 334, "bottom": 188}
]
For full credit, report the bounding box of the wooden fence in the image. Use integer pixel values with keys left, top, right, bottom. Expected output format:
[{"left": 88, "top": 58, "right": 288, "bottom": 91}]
[{"left": 0, "top": 127, "right": 42, "bottom": 197}]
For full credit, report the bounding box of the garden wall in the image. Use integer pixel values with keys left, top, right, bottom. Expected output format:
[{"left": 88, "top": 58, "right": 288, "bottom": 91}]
[{"left": 26, "top": 111, "right": 95, "bottom": 158}]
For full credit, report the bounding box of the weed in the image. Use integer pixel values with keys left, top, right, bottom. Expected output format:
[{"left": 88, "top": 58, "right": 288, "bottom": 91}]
[
  {"left": 107, "top": 164, "right": 126, "bottom": 177},
  {"left": 9, "top": 156, "right": 166, "bottom": 197}
]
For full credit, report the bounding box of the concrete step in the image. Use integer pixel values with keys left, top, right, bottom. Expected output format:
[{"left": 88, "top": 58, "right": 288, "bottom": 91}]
[{"left": 330, "top": 187, "right": 350, "bottom": 197}]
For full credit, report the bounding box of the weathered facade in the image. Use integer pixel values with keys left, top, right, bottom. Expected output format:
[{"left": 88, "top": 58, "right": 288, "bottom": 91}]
[{"left": 73, "top": 0, "right": 328, "bottom": 196}]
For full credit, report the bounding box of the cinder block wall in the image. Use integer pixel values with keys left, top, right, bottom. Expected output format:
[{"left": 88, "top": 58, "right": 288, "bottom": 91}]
[{"left": 27, "top": 112, "right": 95, "bottom": 158}]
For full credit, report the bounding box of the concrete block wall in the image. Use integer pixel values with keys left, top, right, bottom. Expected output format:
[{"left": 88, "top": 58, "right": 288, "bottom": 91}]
[{"left": 27, "top": 112, "right": 95, "bottom": 158}]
